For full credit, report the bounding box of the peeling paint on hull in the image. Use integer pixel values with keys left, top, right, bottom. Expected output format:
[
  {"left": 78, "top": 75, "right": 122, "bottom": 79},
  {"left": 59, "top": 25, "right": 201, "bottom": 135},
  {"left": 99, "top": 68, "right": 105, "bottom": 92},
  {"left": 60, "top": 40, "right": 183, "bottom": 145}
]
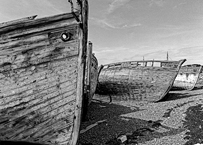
[
  {"left": 173, "top": 64, "right": 202, "bottom": 90},
  {"left": 195, "top": 67, "right": 203, "bottom": 89}
]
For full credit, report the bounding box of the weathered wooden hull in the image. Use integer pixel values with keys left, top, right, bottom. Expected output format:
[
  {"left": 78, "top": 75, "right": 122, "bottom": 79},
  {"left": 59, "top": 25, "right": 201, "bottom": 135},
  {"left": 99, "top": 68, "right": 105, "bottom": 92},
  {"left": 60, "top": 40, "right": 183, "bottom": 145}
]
[
  {"left": 173, "top": 64, "right": 202, "bottom": 90},
  {"left": 90, "top": 54, "right": 98, "bottom": 101},
  {"left": 195, "top": 67, "right": 203, "bottom": 88},
  {"left": 0, "top": 0, "right": 88, "bottom": 145},
  {"left": 85, "top": 42, "right": 98, "bottom": 104},
  {"left": 96, "top": 59, "right": 186, "bottom": 102}
]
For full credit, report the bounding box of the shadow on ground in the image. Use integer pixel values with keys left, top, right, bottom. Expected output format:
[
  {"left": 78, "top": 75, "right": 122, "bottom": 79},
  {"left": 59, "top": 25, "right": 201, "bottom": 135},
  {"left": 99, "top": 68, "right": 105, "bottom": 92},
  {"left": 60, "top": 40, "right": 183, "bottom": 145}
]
[
  {"left": 183, "top": 104, "right": 203, "bottom": 145},
  {"left": 79, "top": 101, "right": 185, "bottom": 145},
  {"left": 160, "top": 89, "right": 203, "bottom": 102},
  {"left": 0, "top": 141, "right": 43, "bottom": 145}
]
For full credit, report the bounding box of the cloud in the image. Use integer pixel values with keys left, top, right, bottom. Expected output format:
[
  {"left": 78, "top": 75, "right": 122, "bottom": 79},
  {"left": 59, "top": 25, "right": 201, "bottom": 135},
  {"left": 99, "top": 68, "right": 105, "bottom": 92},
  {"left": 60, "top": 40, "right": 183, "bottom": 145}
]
[
  {"left": 176, "top": 46, "right": 203, "bottom": 56},
  {"left": 94, "top": 49, "right": 114, "bottom": 54},
  {"left": 164, "top": 46, "right": 203, "bottom": 65},
  {"left": 156, "top": 24, "right": 184, "bottom": 30},
  {"left": 90, "top": 17, "right": 117, "bottom": 29},
  {"left": 90, "top": 17, "right": 141, "bottom": 29},
  {"left": 0, "top": 0, "right": 68, "bottom": 22},
  {"left": 121, "top": 23, "right": 142, "bottom": 28},
  {"left": 43, "top": 0, "right": 63, "bottom": 13},
  {"left": 94, "top": 44, "right": 203, "bottom": 66},
  {"left": 159, "top": 30, "right": 193, "bottom": 39},
  {"left": 96, "top": 46, "right": 203, "bottom": 65},
  {"left": 129, "top": 50, "right": 167, "bottom": 61},
  {"left": 89, "top": 0, "right": 141, "bottom": 30},
  {"left": 107, "top": 0, "right": 131, "bottom": 14},
  {"left": 173, "top": 2, "right": 186, "bottom": 9},
  {"left": 149, "top": 0, "right": 166, "bottom": 7},
  {"left": 93, "top": 46, "right": 132, "bottom": 64}
]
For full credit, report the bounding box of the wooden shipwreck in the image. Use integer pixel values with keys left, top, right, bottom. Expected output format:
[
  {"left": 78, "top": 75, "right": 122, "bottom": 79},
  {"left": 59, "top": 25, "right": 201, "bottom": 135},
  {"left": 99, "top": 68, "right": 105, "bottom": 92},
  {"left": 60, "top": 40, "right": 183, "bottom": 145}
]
[
  {"left": 173, "top": 64, "right": 202, "bottom": 90},
  {"left": 195, "top": 66, "right": 203, "bottom": 89},
  {"left": 85, "top": 41, "right": 98, "bottom": 104},
  {"left": 90, "top": 53, "right": 98, "bottom": 102},
  {"left": 0, "top": 0, "right": 89, "bottom": 145},
  {"left": 96, "top": 59, "right": 186, "bottom": 102}
]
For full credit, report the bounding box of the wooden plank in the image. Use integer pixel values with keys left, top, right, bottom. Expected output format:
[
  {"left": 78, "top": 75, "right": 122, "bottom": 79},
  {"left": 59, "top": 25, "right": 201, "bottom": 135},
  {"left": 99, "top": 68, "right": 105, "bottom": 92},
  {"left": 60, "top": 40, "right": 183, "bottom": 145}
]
[
  {"left": 90, "top": 51, "right": 98, "bottom": 101},
  {"left": 0, "top": 15, "right": 37, "bottom": 27},
  {"left": 0, "top": 74, "right": 77, "bottom": 108},
  {"left": 0, "top": 12, "right": 80, "bottom": 34},
  {"left": 86, "top": 41, "right": 92, "bottom": 102},
  {"left": 106, "top": 59, "right": 186, "bottom": 68},
  {"left": 0, "top": 57, "right": 78, "bottom": 93},
  {"left": 0, "top": 31, "right": 79, "bottom": 70},
  {"left": 71, "top": 0, "right": 89, "bottom": 145},
  {"left": 0, "top": 24, "right": 78, "bottom": 50},
  {"left": 0, "top": 23, "right": 78, "bottom": 43}
]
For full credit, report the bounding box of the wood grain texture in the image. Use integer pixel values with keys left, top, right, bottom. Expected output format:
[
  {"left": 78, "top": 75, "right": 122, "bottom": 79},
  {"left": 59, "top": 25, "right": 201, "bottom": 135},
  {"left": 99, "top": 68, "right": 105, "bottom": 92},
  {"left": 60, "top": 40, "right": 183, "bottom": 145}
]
[
  {"left": 96, "top": 59, "right": 186, "bottom": 102},
  {"left": 85, "top": 42, "right": 98, "bottom": 104},
  {"left": 0, "top": 15, "right": 37, "bottom": 28},
  {"left": 195, "top": 66, "right": 203, "bottom": 88},
  {"left": 90, "top": 54, "right": 98, "bottom": 102},
  {"left": 70, "top": 1, "right": 89, "bottom": 145},
  {"left": 0, "top": 0, "right": 89, "bottom": 145},
  {"left": 85, "top": 42, "right": 92, "bottom": 105},
  {"left": 173, "top": 64, "right": 202, "bottom": 90}
]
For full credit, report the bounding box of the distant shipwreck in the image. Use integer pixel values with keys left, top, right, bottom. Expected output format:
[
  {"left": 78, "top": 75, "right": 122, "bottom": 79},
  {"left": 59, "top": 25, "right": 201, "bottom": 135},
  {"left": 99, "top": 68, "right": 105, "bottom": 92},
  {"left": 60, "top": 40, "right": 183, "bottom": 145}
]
[
  {"left": 96, "top": 59, "right": 186, "bottom": 102},
  {"left": 173, "top": 64, "right": 202, "bottom": 90}
]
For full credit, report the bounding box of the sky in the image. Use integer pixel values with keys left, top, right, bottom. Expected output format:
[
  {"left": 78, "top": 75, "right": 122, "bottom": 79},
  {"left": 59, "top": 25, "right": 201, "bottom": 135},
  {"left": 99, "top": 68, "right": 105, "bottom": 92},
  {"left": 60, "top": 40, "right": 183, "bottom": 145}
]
[{"left": 0, "top": 0, "right": 203, "bottom": 65}]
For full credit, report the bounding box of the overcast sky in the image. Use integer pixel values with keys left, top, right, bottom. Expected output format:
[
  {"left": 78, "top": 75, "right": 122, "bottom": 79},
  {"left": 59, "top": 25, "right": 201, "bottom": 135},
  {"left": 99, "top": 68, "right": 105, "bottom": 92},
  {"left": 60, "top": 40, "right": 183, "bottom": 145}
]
[{"left": 0, "top": 0, "right": 203, "bottom": 65}]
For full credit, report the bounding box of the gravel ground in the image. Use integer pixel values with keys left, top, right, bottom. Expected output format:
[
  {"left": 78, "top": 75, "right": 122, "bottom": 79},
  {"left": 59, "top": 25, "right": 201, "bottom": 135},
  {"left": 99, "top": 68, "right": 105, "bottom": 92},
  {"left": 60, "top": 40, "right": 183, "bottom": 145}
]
[{"left": 78, "top": 88, "right": 203, "bottom": 145}]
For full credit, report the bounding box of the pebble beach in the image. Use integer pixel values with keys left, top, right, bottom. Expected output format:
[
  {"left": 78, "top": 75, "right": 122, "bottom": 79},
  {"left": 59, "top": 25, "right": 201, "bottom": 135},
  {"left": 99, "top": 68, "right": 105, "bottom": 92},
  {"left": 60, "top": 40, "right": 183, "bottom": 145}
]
[{"left": 79, "top": 88, "right": 203, "bottom": 145}]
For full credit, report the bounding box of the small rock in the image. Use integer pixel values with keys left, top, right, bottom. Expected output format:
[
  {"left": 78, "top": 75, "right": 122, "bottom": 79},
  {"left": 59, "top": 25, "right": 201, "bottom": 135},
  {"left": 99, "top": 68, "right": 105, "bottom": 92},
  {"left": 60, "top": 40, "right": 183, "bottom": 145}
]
[{"left": 117, "top": 135, "right": 127, "bottom": 143}]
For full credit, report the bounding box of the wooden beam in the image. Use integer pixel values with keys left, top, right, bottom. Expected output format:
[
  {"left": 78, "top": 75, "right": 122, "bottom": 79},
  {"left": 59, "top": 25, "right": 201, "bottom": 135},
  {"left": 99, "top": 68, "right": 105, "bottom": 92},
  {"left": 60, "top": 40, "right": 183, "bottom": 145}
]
[
  {"left": 86, "top": 41, "right": 92, "bottom": 101},
  {"left": 70, "top": 0, "right": 88, "bottom": 145},
  {"left": 0, "top": 15, "right": 37, "bottom": 28},
  {"left": 105, "top": 59, "right": 186, "bottom": 68},
  {"left": 0, "top": 12, "right": 80, "bottom": 34}
]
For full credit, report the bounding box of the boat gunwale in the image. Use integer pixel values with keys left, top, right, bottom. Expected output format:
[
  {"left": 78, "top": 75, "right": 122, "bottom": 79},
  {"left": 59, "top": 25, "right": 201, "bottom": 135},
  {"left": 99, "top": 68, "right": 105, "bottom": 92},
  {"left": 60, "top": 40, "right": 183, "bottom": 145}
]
[
  {"left": 103, "top": 59, "right": 186, "bottom": 69},
  {"left": 0, "top": 11, "right": 80, "bottom": 30}
]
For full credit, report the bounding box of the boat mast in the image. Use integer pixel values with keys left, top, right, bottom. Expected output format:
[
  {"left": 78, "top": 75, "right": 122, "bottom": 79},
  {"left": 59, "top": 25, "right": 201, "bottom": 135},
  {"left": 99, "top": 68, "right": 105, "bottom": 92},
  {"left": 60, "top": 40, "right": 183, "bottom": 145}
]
[{"left": 167, "top": 52, "right": 169, "bottom": 61}]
